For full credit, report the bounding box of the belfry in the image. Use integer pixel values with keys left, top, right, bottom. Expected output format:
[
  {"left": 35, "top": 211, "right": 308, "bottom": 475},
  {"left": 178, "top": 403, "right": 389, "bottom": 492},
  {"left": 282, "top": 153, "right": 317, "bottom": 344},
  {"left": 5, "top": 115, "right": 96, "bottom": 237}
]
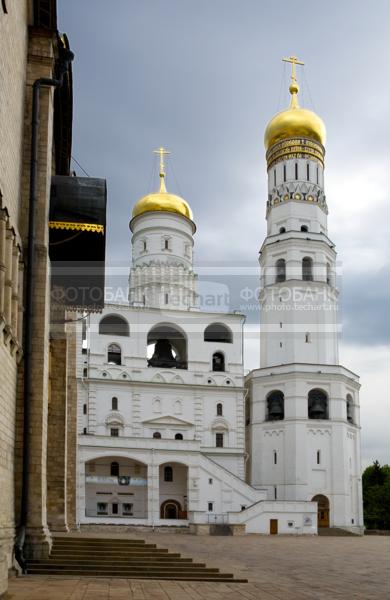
[{"left": 246, "top": 56, "right": 363, "bottom": 532}]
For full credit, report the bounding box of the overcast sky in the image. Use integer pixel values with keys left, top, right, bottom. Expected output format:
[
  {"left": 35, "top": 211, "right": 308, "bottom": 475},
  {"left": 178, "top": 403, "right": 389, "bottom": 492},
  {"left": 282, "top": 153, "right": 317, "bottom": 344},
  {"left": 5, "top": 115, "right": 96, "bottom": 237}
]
[{"left": 59, "top": 0, "right": 390, "bottom": 468}]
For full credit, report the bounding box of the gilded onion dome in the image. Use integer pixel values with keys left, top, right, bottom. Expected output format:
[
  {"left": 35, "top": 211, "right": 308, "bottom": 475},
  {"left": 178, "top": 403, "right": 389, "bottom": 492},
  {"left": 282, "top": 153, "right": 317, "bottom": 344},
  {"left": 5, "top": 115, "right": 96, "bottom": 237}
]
[
  {"left": 132, "top": 148, "right": 193, "bottom": 221},
  {"left": 264, "top": 70, "right": 326, "bottom": 151}
]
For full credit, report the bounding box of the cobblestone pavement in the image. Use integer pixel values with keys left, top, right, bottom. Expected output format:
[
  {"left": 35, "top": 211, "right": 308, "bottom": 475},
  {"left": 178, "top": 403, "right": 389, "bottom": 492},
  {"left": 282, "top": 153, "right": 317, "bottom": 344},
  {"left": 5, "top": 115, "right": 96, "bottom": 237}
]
[{"left": 7, "top": 533, "right": 390, "bottom": 599}]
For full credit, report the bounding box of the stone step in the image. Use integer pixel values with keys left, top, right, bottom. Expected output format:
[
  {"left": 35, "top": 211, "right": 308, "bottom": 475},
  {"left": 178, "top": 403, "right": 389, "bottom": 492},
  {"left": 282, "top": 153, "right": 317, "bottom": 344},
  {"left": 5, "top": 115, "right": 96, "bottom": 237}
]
[
  {"left": 318, "top": 527, "right": 358, "bottom": 536},
  {"left": 54, "top": 537, "right": 147, "bottom": 545},
  {"left": 27, "top": 569, "right": 247, "bottom": 582},
  {"left": 26, "top": 536, "right": 245, "bottom": 583}
]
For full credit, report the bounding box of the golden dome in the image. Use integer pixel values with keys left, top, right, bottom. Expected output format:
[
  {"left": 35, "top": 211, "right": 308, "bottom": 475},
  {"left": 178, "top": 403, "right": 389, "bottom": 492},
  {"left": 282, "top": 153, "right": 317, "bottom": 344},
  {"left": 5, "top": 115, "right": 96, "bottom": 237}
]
[
  {"left": 132, "top": 147, "right": 193, "bottom": 221},
  {"left": 264, "top": 81, "right": 326, "bottom": 151}
]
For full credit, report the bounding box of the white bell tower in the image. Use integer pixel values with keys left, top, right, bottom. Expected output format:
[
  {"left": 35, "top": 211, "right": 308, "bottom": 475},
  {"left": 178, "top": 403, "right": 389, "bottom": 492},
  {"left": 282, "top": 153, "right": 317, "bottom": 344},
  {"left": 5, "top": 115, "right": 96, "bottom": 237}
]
[{"left": 246, "top": 57, "right": 364, "bottom": 533}]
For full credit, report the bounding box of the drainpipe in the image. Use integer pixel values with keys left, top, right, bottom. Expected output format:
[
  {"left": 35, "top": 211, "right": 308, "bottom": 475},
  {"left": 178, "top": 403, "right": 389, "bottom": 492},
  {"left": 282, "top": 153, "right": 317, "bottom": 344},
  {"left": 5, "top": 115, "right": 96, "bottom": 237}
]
[{"left": 15, "top": 47, "right": 74, "bottom": 572}]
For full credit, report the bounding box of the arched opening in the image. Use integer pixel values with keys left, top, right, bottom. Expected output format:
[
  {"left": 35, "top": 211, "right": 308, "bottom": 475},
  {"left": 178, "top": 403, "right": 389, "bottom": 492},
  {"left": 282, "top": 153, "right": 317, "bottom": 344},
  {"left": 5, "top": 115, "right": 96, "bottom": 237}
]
[
  {"left": 160, "top": 499, "right": 182, "bottom": 520},
  {"left": 110, "top": 461, "right": 119, "bottom": 477},
  {"left": 301, "top": 225, "right": 309, "bottom": 232},
  {"left": 312, "top": 494, "right": 330, "bottom": 528},
  {"left": 85, "top": 457, "right": 148, "bottom": 519},
  {"left": 308, "top": 389, "right": 328, "bottom": 420},
  {"left": 147, "top": 324, "right": 187, "bottom": 369},
  {"left": 346, "top": 394, "right": 354, "bottom": 424},
  {"left": 175, "top": 433, "right": 183, "bottom": 440},
  {"left": 216, "top": 403, "right": 223, "bottom": 416},
  {"left": 275, "top": 258, "right": 286, "bottom": 283},
  {"left": 212, "top": 352, "right": 225, "bottom": 372},
  {"left": 326, "top": 263, "right": 332, "bottom": 285},
  {"left": 153, "top": 431, "right": 161, "bottom": 439},
  {"left": 159, "top": 463, "right": 188, "bottom": 520},
  {"left": 204, "top": 323, "right": 232, "bottom": 343},
  {"left": 107, "top": 343, "right": 121, "bottom": 365},
  {"left": 302, "top": 256, "right": 313, "bottom": 281},
  {"left": 99, "top": 315, "right": 129, "bottom": 336},
  {"left": 266, "top": 390, "right": 285, "bottom": 421}
]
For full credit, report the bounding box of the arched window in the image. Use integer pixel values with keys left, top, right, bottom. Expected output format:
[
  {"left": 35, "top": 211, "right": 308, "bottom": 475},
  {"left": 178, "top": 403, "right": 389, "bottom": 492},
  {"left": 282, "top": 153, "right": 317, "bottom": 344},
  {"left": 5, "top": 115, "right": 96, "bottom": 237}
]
[
  {"left": 275, "top": 259, "right": 286, "bottom": 283},
  {"left": 301, "top": 225, "right": 309, "bottom": 232},
  {"left": 110, "top": 462, "right": 119, "bottom": 477},
  {"left": 302, "top": 256, "right": 313, "bottom": 281},
  {"left": 175, "top": 433, "right": 183, "bottom": 440},
  {"left": 164, "top": 465, "right": 173, "bottom": 481},
  {"left": 216, "top": 403, "right": 223, "bottom": 416},
  {"left": 346, "top": 394, "right": 354, "bottom": 423},
  {"left": 111, "top": 397, "right": 118, "bottom": 411},
  {"left": 326, "top": 263, "right": 332, "bottom": 285},
  {"left": 147, "top": 323, "right": 187, "bottom": 369},
  {"left": 204, "top": 323, "right": 232, "bottom": 343},
  {"left": 308, "top": 389, "right": 328, "bottom": 420},
  {"left": 99, "top": 315, "right": 129, "bottom": 336},
  {"left": 107, "top": 343, "right": 121, "bottom": 365},
  {"left": 266, "top": 391, "right": 284, "bottom": 421},
  {"left": 212, "top": 352, "right": 225, "bottom": 372},
  {"left": 153, "top": 431, "right": 161, "bottom": 439}
]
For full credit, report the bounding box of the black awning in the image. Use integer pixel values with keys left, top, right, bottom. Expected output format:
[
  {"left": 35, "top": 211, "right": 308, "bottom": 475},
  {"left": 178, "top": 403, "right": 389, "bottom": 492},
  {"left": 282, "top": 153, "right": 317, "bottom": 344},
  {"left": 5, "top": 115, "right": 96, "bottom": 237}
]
[{"left": 49, "top": 175, "right": 107, "bottom": 312}]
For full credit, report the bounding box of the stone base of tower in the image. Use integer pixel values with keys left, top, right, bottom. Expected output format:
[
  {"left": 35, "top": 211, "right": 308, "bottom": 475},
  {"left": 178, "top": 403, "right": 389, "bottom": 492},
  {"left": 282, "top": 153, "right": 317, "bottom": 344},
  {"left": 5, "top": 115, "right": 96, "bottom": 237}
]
[{"left": 245, "top": 362, "right": 364, "bottom": 532}]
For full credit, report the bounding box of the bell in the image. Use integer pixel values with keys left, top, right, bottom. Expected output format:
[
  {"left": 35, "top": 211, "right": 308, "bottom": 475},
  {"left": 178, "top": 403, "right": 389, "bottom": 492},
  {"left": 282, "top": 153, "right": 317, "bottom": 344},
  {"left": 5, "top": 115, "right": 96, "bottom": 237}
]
[
  {"left": 268, "top": 396, "right": 284, "bottom": 420},
  {"left": 148, "top": 339, "right": 177, "bottom": 368},
  {"left": 310, "top": 399, "right": 325, "bottom": 419}
]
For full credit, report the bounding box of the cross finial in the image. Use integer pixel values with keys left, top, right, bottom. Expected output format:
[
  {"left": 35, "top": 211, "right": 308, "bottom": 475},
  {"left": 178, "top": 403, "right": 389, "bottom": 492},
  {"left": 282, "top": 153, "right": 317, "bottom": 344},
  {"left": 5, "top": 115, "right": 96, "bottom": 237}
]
[
  {"left": 282, "top": 55, "right": 304, "bottom": 85},
  {"left": 153, "top": 147, "right": 171, "bottom": 193}
]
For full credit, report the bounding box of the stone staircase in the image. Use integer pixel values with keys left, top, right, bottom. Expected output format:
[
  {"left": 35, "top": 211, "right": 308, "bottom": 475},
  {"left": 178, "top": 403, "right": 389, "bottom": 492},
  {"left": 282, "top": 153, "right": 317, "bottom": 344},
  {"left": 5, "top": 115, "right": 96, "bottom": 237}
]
[
  {"left": 27, "top": 536, "right": 247, "bottom": 582},
  {"left": 318, "top": 527, "right": 358, "bottom": 536}
]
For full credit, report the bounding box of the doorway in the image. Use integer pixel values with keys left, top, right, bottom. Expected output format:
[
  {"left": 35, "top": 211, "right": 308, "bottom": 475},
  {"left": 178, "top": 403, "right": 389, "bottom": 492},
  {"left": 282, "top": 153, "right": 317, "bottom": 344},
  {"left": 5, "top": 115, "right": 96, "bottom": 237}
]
[
  {"left": 270, "top": 519, "right": 278, "bottom": 534},
  {"left": 312, "top": 494, "right": 330, "bottom": 528},
  {"left": 160, "top": 499, "right": 182, "bottom": 519}
]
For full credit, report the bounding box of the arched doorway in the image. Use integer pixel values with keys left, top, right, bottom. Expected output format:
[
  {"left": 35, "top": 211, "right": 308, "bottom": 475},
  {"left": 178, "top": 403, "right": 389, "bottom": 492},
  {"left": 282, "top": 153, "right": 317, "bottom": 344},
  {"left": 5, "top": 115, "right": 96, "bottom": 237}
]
[
  {"left": 160, "top": 499, "right": 182, "bottom": 519},
  {"left": 312, "top": 494, "right": 330, "bottom": 528}
]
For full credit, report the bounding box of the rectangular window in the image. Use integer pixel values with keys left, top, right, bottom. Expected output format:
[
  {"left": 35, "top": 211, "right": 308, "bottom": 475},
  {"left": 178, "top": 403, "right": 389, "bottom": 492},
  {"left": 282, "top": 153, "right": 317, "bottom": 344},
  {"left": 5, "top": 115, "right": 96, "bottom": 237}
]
[
  {"left": 164, "top": 238, "right": 169, "bottom": 250},
  {"left": 274, "top": 487, "right": 277, "bottom": 500},
  {"left": 209, "top": 478, "right": 213, "bottom": 485},
  {"left": 295, "top": 162, "right": 298, "bottom": 180},
  {"left": 283, "top": 164, "right": 286, "bottom": 182},
  {"left": 83, "top": 367, "right": 88, "bottom": 377},
  {"left": 216, "top": 433, "right": 224, "bottom": 448},
  {"left": 316, "top": 166, "right": 319, "bottom": 184},
  {"left": 273, "top": 169, "right": 276, "bottom": 186},
  {"left": 97, "top": 502, "right": 108, "bottom": 515},
  {"left": 208, "top": 502, "right": 214, "bottom": 512},
  {"left": 122, "top": 503, "right": 133, "bottom": 515},
  {"left": 307, "top": 163, "right": 310, "bottom": 181},
  {"left": 83, "top": 427, "right": 87, "bottom": 435},
  {"left": 83, "top": 404, "right": 87, "bottom": 415},
  {"left": 111, "top": 428, "right": 119, "bottom": 437},
  {"left": 274, "top": 450, "right": 277, "bottom": 465},
  {"left": 165, "top": 293, "right": 169, "bottom": 304},
  {"left": 142, "top": 240, "right": 147, "bottom": 251},
  {"left": 317, "top": 450, "right": 321, "bottom": 465},
  {"left": 112, "top": 503, "right": 118, "bottom": 515}
]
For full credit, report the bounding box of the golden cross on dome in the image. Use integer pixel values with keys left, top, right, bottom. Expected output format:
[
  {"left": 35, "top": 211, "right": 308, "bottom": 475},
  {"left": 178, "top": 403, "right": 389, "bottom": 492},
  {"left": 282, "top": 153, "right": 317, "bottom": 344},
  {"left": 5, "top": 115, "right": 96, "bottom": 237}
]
[
  {"left": 282, "top": 55, "right": 304, "bottom": 84},
  {"left": 153, "top": 147, "right": 171, "bottom": 178}
]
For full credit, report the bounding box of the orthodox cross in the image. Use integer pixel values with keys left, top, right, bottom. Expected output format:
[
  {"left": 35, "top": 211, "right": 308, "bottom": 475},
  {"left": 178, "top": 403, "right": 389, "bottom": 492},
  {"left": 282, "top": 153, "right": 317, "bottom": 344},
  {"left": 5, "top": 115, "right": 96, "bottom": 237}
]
[{"left": 282, "top": 55, "right": 304, "bottom": 84}]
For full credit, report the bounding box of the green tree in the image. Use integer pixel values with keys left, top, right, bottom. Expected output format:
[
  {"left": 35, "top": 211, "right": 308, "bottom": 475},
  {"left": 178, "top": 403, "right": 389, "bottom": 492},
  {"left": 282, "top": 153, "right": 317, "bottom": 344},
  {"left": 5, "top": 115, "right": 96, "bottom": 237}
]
[{"left": 362, "top": 461, "right": 390, "bottom": 529}]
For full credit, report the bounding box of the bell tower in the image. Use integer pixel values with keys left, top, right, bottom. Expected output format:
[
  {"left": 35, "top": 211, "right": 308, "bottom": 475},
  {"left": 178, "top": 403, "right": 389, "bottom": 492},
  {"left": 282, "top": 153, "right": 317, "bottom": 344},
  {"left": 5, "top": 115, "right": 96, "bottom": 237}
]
[{"left": 246, "top": 57, "right": 364, "bottom": 533}]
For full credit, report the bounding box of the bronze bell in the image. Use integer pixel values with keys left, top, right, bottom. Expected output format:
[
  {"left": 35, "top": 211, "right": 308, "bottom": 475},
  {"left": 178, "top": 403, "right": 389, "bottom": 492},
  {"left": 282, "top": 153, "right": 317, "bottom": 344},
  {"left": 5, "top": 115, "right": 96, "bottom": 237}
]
[
  {"left": 268, "top": 396, "right": 284, "bottom": 420},
  {"left": 148, "top": 339, "right": 177, "bottom": 368},
  {"left": 310, "top": 399, "right": 325, "bottom": 419}
]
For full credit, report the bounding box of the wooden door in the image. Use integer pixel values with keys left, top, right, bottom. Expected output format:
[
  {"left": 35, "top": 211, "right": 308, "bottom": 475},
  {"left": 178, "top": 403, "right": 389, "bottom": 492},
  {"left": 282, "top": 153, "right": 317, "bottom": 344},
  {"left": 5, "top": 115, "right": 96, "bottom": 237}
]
[
  {"left": 318, "top": 508, "right": 329, "bottom": 528},
  {"left": 270, "top": 519, "right": 278, "bottom": 534}
]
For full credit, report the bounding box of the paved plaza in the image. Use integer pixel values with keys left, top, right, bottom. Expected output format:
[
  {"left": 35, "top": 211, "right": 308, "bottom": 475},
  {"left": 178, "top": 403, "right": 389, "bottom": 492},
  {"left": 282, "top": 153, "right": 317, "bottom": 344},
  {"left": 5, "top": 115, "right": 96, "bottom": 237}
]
[{"left": 7, "top": 533, "right": 390, "bottom": 600}]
